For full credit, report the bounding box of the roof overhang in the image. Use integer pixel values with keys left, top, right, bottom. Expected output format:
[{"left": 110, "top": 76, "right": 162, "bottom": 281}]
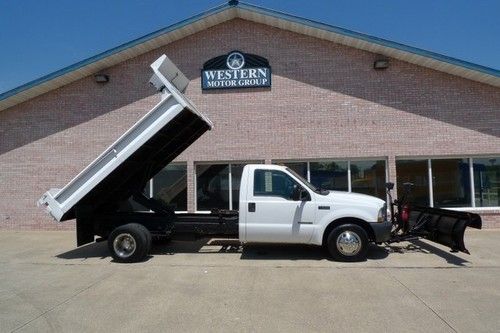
[{"left": 1, "top": 1, "right": 498, "bottom": 112}]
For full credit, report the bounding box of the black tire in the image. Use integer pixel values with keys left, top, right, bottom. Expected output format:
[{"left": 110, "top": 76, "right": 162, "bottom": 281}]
[
  {"left": 326, "top": 224, "right": 368, "bottom": 262},
  {"left": 143, "top": 226, "right": 152, "bottom": 250},
  {"left": 108, "top": 223, "right": 151, "bottom": 263}
]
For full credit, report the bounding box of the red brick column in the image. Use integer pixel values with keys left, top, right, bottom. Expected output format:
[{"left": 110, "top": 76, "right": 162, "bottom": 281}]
[
  {"left": 387, "top": 155, "right": 398, "bottom": 199},
  {"left": 187, "top": 160, "right": 195, "bottom": 213}
]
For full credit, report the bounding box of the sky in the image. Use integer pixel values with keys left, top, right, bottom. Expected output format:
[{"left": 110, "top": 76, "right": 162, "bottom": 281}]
[{"left": 0, "top": 0, "right": 499, "bottom": 94}]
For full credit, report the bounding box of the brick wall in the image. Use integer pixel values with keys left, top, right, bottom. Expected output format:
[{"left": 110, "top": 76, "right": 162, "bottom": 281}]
[{"left": 0, "top": 18, "right": 499, "bottom": 230}]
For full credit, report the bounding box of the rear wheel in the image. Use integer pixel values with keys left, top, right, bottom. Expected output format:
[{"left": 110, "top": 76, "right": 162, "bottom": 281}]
[
  {"left": 326, "top": 224, "right": 368, "bottom": 262},
  {"left": 108, "top": 223, "right": 151, "bottom": 263}
]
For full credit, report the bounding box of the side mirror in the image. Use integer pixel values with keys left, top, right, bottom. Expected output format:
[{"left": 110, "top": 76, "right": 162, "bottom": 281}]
[
  {"left": 385, "top": 182, "right": 394, "bottom": 190},
  {"left": 291, "top": 185, "right": 301, "bottom": 201},
  {"left": 299, "top": 189, "right": 310, "bottom": 201}
]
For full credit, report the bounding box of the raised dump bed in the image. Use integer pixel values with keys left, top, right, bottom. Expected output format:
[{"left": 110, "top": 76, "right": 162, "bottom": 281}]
[{"left": 38, "top": 55, "right": 213, "bottom": 223}]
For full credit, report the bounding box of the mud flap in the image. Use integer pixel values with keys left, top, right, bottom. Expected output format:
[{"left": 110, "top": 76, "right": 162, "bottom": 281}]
[
  {"left": 75, "top": 206, "right": 95, "bottom": 247},
  {"left": 76, "top": 218, "right": 94, "bottom": 247},
  {"left": 407, "top": 205, "right": 482, "bottom": 254}
]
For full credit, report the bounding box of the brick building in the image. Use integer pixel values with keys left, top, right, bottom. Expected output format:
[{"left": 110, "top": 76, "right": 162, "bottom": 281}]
[{"left": 1, "top": 1, "right": 499, "bottom": 230}]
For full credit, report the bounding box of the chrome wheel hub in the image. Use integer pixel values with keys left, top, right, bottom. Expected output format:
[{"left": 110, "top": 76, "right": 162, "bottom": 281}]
[
  {"left": 113, "top": 233, "right": 136, "bottom": 258},
  {"left": 336, "top": 231, "right": 361, "bottom": 256}
]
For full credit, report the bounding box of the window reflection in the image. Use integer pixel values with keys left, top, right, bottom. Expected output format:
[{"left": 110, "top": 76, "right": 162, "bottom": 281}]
[
  {"left": 231, "top": 164, "right": 245, "bottom": 210},
  {"left": 282, "top": 162, "right": 308, "bottom": 179},
  {"left": 310, "top": 161, "right": 348, "bottom": 191},
  {"left": 473, "top": 158, "right": 500, "bottom": 207},
  {"left": 281, "top": 159, "right": 387, "bottom": 197},
  {"left": 157, "top": 156, "right": 500, "bottom": 213},
  {"left": 196, "top": 164, "right": 229, "bottom": 210},
  {"left": 432, "top": 159, "right": 471, "bottom": 207},
  {"left": 152, "top": 164, "right": 187, "bottom": 211},
  {"left": 196, "top": 163, "right": 258, "bottom": 211},
  {"left": 351, "top": 160, "right": 386, "bottom": 199},
  {"left": 396, "top": 160, "right": 429, "bottom": 206}
]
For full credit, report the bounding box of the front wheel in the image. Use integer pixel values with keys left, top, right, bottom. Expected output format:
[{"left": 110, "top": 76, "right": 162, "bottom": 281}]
[
  {"left": 326, "top": 224, "right": 368, "bottom": 262},
  {"left": 108, "top": 223, "right": 151, "bottom": 263}
]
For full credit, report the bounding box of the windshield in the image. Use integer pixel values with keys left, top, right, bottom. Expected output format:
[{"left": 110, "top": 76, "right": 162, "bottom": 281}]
[{"left": 285, "top": 167, "right": 318, "bottom": 192}]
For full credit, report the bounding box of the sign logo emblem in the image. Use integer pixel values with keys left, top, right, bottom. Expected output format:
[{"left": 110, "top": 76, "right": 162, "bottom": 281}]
[
  {"left": 226, "top": 52, "right": 245, "bottom": 70},
  {"left": 202, "top": 51, "right": 271, "bottom": 90}
]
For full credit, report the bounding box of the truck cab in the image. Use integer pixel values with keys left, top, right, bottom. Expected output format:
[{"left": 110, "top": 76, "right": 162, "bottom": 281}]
[{"left": 238, "top": 164, "right": 392, "bottom": 261}]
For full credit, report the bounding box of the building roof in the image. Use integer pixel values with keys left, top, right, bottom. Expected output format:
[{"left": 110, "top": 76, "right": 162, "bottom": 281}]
[{"left": 1, "top": 0, "right": 499, "bottom": 112}]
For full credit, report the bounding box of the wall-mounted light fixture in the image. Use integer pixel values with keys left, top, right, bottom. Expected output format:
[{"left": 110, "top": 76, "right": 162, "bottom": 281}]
[
  {"left": 94, "top": 74, "right": 109, "bottom": 83},
  {"left": 373, "top": 58, "right": 389, "bottom": 70}
]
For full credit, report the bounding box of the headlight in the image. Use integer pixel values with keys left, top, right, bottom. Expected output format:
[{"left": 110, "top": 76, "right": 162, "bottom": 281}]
[{"left": 377, "top": 203, "right": 387, "bottom": 223}]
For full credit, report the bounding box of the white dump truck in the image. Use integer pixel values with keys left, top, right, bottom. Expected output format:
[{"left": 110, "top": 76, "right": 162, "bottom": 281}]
[{"left": 38, "top": 55, "right": 481, "bottom": 263}]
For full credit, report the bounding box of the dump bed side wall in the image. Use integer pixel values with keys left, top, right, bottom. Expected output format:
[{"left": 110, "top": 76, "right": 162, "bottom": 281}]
[
  {"left": 38, "top": 55, "right": 212, "bottom": 222},
  {"left": 73, "top": 109, "right": 210, "bottom": 219}
]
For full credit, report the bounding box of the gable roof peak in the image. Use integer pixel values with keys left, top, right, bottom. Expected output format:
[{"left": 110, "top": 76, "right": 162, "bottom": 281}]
[{"left": 0, "top": 1, "right": 498, "bottom": 112}]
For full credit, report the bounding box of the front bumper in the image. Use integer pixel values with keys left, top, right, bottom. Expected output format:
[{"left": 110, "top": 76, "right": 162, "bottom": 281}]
[{"left": 371, "top": 221, "right": 392, "bottom": 242}]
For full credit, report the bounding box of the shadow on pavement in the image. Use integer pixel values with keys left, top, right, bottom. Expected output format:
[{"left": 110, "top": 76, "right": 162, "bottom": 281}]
[
  {"left": 56, "top": 241, "right": 109, "bottom": 260},
  {"left": 151, "top": 238, "right": 241, "bottom": 255},
  {"left": 152, "top": 239, "right": 390, "bottom": 261},
  {"left": 382, "top": 239, "right": 469, "bottom": 266},
  {"left": 56, "top": 238, "right": 390, "bottom": 262},
  {"left": 411, "top": 239, "right": 469, "bottom": 266}
]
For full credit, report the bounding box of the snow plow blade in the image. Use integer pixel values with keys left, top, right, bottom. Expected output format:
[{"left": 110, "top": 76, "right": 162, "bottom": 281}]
[{"left": 408, "top": 205, "right": 482, "bottom": 254}]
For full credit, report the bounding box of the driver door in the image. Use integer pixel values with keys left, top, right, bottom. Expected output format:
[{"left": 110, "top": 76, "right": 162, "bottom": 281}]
[{"left": 244, "top": 169, "right": 315, "bottom": 243}]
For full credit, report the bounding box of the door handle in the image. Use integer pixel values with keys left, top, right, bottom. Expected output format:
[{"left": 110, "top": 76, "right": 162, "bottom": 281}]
[{"left": 248, "top": 202, "right": 256, "bottom": 212}]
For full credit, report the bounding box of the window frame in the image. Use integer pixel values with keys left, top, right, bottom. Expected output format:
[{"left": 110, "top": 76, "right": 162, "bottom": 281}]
[
  {"left": 195, "top": 161, "right": 263, "bottom": 212},
  {"left": 274, "top": 157, "right": 388, "bottom": 200},
  {"left": 149, "top": 162, "right": 188, "bottom": 213},
  {"left": 396, "top": 155, "right": 500, "bottom": 210},
  {"left": 253, "top": 169, "right": 306, "bottom": 200}
]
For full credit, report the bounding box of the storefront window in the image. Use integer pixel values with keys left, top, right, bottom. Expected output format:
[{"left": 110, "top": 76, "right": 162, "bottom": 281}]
[
  {"left": 252, "top": 156, "right": 500, "bottom": 209},
  {"left": 351, "top": 160, "right": 386, "bottom": 199},
  {"left": 432, "top": 159, "right": 471, "bottom": 207},
  {"left": 282, "top": 162, "right": 308, "bottom": 179},
  {"left": 396, "top": 160, "right": 429, "bottom": 206},
  {"left": 196, "top": 163, "right": 260, "bottom": 211},
  {"left": 310, "top": 161, "right": 348, "bottom": 191},
  {"left": 277, "top": 159, "right": 387, "bottom": 197},
  {"left": 152, "top": 164, "right": 187, "bottom": 211},
  {"left": 196, "top": 164, "right": 230, "bottom": 210},
  {"left": 396, "top": 157, "right": 500, "bottom": 208},
  {"left": 473, "top": 157, "right": 500, "bottom": 207},
  {"left": 231, "top": 164, "right": 245, "bottom": 210}
]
